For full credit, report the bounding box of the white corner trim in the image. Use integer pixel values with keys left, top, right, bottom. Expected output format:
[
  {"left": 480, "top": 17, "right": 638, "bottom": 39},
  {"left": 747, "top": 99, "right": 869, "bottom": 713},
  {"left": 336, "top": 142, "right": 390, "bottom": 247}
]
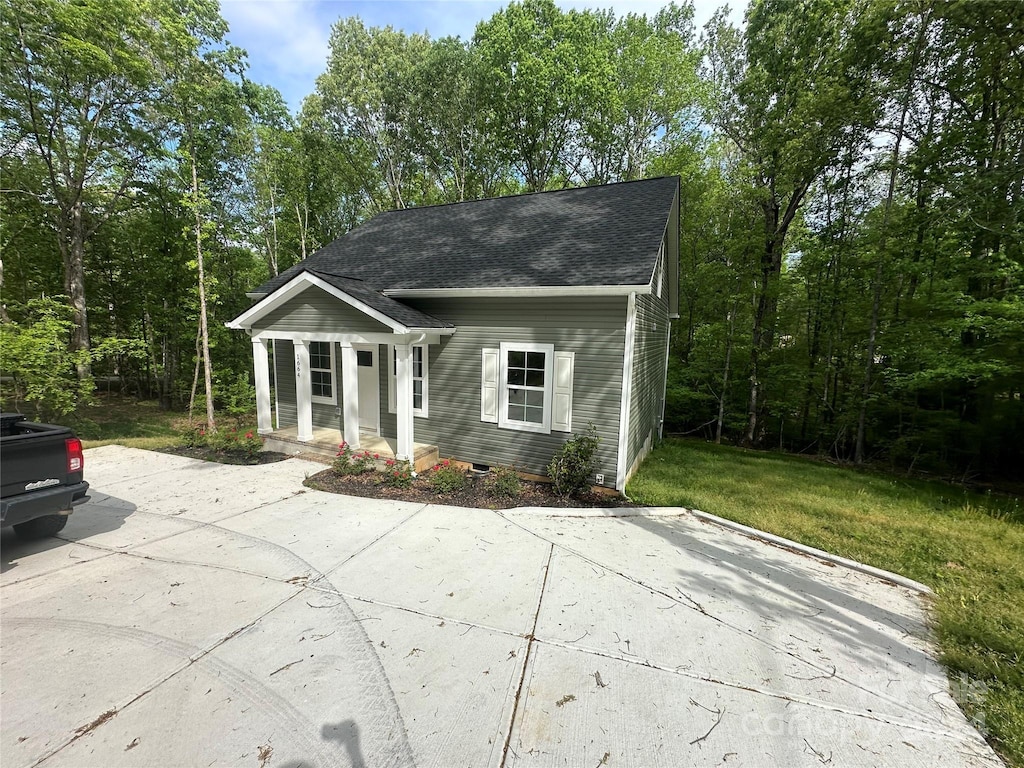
[
  {"left": 383, "top": 284, "right": 651, "bottom": 299},
  {"left": 272, "top": 341, "right": 280, "bottom": 430},
  {"left": 227, "top": 271, "right": 410, "bottom": 333},
  {"left": 615, "top": 292, "right": 638, "bottom": 492},
  {"left": 660, "top": 319, "right": 672, "bottom": 440}
]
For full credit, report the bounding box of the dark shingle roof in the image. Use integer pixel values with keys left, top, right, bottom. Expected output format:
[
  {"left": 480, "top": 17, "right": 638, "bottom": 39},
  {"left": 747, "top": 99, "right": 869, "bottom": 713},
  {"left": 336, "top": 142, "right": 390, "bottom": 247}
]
[
  {"left": 253, "top": 177, "right": 678, "bottom": 296},
  {"left": 307, "top": 271, "right": 452, "bottom": 329}
]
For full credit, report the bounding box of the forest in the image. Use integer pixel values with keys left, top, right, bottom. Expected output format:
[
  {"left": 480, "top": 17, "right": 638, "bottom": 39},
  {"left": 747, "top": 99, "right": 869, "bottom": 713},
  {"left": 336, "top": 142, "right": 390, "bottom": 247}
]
[{"left": 1, "top": 0, "right": 1021, "bottom": 481}]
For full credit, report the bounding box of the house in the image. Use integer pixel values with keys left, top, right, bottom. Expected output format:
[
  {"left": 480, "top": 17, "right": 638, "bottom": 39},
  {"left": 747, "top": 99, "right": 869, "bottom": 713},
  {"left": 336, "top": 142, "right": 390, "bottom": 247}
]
[{"left": 227, "top": 176, "right": 680, "bottom": 491}]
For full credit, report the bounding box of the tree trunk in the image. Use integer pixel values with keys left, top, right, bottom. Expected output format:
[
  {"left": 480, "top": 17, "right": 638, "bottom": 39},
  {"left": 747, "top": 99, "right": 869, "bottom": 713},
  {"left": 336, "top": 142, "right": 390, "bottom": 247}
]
[
  {"left": 716, "top": 306, "right": 736, "bottom": 444},
  {"left": 745, "top": 216, "right": 785, "bottom": 445},
  {"left": 191, "top": 153, "right": 217, "bottom": 432},
  {"left": 66, "top": 199, "right": 92, "bottom": 380}
]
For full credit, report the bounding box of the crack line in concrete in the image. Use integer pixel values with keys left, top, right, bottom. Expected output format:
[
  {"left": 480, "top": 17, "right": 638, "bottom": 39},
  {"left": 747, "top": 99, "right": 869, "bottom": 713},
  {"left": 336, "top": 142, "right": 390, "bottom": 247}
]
[
  {"left": 320, "top": 503, "right": 430, "bottom": 578},
  {"left": 532, "top": 634, "right": 987, "bottom": 745},
  {"left": 499, "top": 542, "right": 553, "bottom": 768},
  {"left": 494, "top": 510, "right": 941, "bottom": 726},
  {"left": 28, "top": 588, "right": 310, "bottom": 768},
  {"left": 304, "top": 587, "right": 527, "bottom": 641},
  {"left": 0, "top": 548, "right": 119, "bottom": 589}
]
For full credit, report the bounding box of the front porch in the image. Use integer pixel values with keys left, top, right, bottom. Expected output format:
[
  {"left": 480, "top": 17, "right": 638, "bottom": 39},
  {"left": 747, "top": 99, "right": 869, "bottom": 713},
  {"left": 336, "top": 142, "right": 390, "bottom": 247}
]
[{"left": 263, "top": 425, "right": 439, "bottom": 473}]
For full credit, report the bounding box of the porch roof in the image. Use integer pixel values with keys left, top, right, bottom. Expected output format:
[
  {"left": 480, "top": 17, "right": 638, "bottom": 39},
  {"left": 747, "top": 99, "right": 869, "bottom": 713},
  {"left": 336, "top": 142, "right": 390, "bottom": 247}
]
[
  {"left": 307, "top": 270, "right": 453, "bottom": 330},
  {"left": 227, "top": 269, "right": 453, "bottom": 333}
]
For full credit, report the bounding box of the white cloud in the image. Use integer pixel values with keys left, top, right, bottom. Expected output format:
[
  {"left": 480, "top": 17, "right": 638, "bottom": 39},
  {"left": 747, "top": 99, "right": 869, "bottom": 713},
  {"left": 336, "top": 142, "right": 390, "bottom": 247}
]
[{"left": 220, "top": 0, "right": 332, "bottom": 110}]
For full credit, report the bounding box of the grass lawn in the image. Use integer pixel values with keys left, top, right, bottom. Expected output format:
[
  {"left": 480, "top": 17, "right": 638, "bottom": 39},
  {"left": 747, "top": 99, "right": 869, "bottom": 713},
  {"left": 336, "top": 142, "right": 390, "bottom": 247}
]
[
  {"left": 68, "top": 394, "right": 250, "bottom": 451},
  {"left": 627, "top": 438, "right": 1024, "bottom": 766}
]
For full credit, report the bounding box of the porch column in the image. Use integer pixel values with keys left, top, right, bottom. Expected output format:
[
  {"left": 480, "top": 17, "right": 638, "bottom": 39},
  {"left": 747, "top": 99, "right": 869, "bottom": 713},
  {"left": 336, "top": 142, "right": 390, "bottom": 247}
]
[
  {"left": 294, "top": 340, "right": 313, "bottom": 442},
  {"left": 340, "top": 342, "right": 360, "bottom": 450},
  {"left": 395, "top": 343, "right": 414, "bottom": 462},
  {"left": 252, "top": 338, "right": 272, "bottom": 434}
]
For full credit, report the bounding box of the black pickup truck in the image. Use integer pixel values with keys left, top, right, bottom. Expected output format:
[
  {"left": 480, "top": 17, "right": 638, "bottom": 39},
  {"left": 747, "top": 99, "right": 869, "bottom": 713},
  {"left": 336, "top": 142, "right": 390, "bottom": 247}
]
[{"left": 1, "top": 413, "right": 89, "bottom": 539}]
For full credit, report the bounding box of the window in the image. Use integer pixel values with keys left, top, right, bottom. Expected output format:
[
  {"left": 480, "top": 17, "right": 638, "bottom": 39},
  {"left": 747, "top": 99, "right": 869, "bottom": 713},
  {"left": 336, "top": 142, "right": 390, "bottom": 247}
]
[
  {"left": 388, "top": 344, "right": 428, "bottom": 417},
  {"left": 499, "top": 342, "right": 553, "bottom": 433},
  {"left": 309, "top": 341, "right": 336, "bottom": 404},
  {"left": 412, "top": 345, "right": 426, "bottom": 413},
  {"left": 482, "top": 344, "right": 574, "bottom": 433}
]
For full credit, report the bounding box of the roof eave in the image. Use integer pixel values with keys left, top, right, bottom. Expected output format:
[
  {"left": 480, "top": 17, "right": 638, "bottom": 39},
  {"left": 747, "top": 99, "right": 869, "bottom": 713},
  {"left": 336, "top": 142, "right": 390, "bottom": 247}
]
[{"left": 382, "top": 284, "right": 652, "bottom": 299}]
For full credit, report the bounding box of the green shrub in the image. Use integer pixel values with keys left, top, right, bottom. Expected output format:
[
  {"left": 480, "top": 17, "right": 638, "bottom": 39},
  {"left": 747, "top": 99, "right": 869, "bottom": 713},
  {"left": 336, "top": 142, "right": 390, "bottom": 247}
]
[
  {"left": 379, "top": 459, "right": 413, "bottom": 489},
  {"left": 180, "top": 425, "right": 208, "bottom": 448},
  {"left": 428, "top": 459, "right": 468, "bottom": 495},
  {"left": 238, "top": 430, "right": 264, "bottom": 460},
  {"left": 548, "top": 424, "right": 600, "bottom": 498},
  {"left": 206, "top": 428, "right": 239, "bottom": 452},
  {"left": 215, "top": 371, "right": 257, "bottom": 426},
  {"left": 333, "top": 442, "right": 376, "bottom": 475},
  {"left": 488, "top": 465, "right": 523, "bottom": 499}
]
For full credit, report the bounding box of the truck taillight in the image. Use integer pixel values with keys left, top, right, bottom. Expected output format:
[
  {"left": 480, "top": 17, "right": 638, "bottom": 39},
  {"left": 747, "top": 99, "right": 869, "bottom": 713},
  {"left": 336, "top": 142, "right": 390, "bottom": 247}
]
[{"left": 66, "top": 437, "right": 84, "bottom": 473}]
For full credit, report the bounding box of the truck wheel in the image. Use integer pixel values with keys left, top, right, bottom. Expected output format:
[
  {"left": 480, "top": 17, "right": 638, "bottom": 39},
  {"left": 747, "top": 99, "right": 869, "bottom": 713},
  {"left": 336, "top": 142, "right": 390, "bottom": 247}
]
[{"left": 13, "top": 514, "right": 69, "bottom": 540}]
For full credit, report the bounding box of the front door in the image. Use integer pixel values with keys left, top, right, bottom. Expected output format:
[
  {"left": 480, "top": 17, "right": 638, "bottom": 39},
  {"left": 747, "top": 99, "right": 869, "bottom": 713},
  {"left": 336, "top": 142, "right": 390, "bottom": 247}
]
[{"left": 354, "top": 344, "right": 379, "bottom": 434}]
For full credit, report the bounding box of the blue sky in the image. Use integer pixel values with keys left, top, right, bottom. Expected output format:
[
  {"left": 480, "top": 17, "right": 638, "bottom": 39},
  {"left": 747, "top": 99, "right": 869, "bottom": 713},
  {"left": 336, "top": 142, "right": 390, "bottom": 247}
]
[{"left": 219, "top": 0, "right": 741, "bottom": 113}]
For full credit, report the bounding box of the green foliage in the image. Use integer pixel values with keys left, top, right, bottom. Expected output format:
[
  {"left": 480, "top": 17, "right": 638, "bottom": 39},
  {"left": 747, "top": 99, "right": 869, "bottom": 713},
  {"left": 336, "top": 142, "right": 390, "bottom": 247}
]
[
  {"left": 333, "top": 442, "right": 376, "bottom": 475},
  {"left": 214, "top": 371, "right": 256, "bottom": 424},
  {"left": 548, "top": 424, "right": 600, "bottom": 498},
  {"left": 488, "top": 465, "right": 523, "bottom": 499},
  {"left": 427, "top": 459, "right": 469, "bottom": 495},
  {"left": 379, "top": 459, "right": 413, "bottom": 489},
  {"left": 180, "top": 425, "right": 208, "bottom": 448},
  {"left": 0, "top": 298, "right": 93, "bottom": 419},
  {"left": 197, "top": 427, "right": 263, "bottom": 459},
  {"left": 0, "top": 298, "right": 142, "bottom": 421}
]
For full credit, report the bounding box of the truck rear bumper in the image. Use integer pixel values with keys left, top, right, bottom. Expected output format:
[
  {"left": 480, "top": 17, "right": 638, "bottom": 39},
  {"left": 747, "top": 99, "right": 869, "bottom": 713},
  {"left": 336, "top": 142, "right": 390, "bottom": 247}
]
[{"left": 0, "top": 482, "right": 90, "bottom": 528}]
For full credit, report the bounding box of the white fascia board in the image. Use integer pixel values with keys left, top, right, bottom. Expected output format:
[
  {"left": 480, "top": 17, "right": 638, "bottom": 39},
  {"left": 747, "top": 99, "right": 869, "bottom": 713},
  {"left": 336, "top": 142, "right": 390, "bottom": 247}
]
[
  {"left": 251, "top": 330, "right": 451, "bottom": 346},
  {"left": 382, "top": 284, "right": 652, "bottom": 299},
  {"left": 227, "top": 271, "right": 409, "bottom": 333},
  {"left": 407, "top": 326, "right": 456, "bottom": 335}
]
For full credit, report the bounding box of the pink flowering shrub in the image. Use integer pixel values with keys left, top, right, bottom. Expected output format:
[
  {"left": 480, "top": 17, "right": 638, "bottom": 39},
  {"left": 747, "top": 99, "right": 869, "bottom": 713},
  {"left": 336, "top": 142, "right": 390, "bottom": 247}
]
[{"left": 333, "top": 441, "right": 376, "bottom": 475}]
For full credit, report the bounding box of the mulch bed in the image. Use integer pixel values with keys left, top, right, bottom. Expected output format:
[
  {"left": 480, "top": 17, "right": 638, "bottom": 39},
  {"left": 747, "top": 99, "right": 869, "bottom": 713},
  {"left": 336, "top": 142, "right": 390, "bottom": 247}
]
[
  {"left": 161, "top": 446, "right": 292, "bottom": 465},
  {"left": 303, "top": 468, "right": 636, "bottom": 509}
]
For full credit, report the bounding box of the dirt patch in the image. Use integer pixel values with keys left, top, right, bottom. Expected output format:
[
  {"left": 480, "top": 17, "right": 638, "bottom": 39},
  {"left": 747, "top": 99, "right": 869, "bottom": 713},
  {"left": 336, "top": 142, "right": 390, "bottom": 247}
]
[
  {"left": 304, "top": 468, "right": 634, "bottom": 509},
  {"left": 160, "top": 446, "right": 291, "bottom": 466}
]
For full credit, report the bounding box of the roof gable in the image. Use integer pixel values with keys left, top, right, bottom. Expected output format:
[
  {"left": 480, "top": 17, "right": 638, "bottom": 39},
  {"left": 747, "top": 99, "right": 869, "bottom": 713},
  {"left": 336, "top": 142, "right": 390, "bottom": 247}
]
[
  {"left": 227, "top": 271, "right": 452, "bottom": 332},
  {"left": 253, "top": 177, "right": 679, "bottom": 297}
]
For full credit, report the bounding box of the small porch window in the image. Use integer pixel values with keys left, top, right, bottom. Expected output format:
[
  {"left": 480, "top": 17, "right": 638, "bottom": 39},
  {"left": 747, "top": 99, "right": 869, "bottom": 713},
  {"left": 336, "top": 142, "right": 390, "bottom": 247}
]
[
  {"left": 389, "top": 344, "right": 428, "bottom": 417},
  {"left": 309, "top": 341, "right": 337, "bottom": 404}
]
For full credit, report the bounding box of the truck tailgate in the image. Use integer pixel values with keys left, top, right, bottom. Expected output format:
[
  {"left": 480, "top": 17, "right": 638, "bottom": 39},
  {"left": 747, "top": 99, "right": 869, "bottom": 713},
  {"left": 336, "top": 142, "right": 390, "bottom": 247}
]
[{"left": 0, "top": 422, "right": 77, "bottom": 501}]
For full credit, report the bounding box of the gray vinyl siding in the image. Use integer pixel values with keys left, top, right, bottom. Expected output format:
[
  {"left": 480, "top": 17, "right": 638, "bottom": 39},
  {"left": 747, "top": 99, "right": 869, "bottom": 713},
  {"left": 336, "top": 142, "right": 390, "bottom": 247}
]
[
  {"left": 272, "top": 339, "right": 344, "bottom": 432},
  {"left": 401, "top": 296, "right": 626, "bottom": 486},
  {"left": 258, "top": 285, "right": 391, "bottom": 334},
  {"left": 379, "top": 345, "right": 397, "bottom": 439},
  {"left": 625, "top": 250, "right": 670, "bottom": 478},
  {"left": 273, "top": 340, "right": 296, "bottom": 426}
]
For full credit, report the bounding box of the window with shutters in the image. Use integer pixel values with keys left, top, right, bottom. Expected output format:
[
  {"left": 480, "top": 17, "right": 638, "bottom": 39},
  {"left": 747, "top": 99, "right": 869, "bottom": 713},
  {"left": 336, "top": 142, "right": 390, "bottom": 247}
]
[
  {"left": 482, "top": 343, "right": 573, "bottom": 433},
  {"left": 309, "top": 341, "right": 336, "bottom": 404}
]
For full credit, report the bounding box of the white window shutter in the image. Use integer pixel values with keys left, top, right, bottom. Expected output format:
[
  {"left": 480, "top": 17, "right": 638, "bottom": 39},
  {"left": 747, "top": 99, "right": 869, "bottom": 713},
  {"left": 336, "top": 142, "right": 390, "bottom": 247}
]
[
  {"left": 481, "top": 348, "right": 499, "bottom": 423},
  {"left": 552, "top": 350, "right": 574, "bottom": 433}
]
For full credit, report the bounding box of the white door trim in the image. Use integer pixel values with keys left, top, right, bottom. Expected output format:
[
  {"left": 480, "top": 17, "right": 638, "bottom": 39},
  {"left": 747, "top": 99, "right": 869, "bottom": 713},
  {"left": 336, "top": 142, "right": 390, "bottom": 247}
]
[{"left": 353, "top": 343, "right": 380, "bottom": 436}]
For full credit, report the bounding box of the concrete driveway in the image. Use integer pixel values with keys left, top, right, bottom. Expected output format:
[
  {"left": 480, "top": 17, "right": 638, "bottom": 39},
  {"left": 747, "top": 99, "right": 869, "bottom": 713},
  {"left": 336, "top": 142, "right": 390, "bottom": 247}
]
[{"left": 0, "top": 446, "right": 1001, "bottom": 768}]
